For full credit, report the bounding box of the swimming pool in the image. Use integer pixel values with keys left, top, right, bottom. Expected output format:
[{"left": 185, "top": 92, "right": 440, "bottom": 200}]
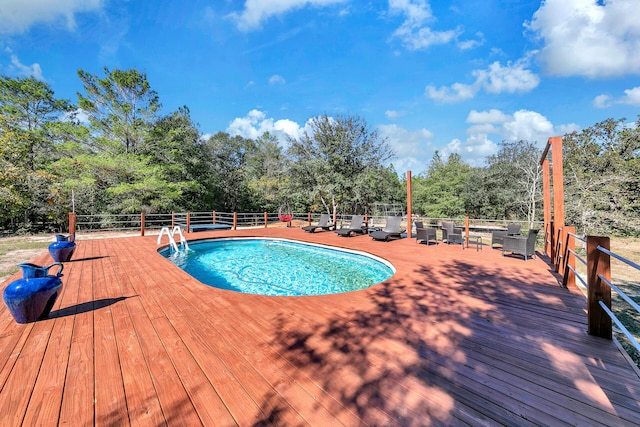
[{"left": 160, "top": 238, "right": 395, "bottom": 296}]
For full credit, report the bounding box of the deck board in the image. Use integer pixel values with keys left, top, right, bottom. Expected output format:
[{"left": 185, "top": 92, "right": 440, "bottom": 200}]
[{"left": 1, "top": 228, "right": 640, "bottom": 426}]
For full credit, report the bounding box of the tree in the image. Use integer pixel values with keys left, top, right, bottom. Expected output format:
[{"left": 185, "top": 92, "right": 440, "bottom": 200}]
[
  {"left": 0, "top": 76, "right": 72, "bottom": 230},
  {"left": 77, "top": 67, "right": 160, "bottom": 154},
  {"left": 563, "top": 118, "right": 640, "bottom": 236},
  {"left": 414, "top": 152, "right": 471, "bottom": 218},
  {"left": 201, "top": 132, "right": 257, "bottom": 211},
  {"left": 485, "top": 140, "right": 542, "bottom": 226},
  {"left": 245, "top": 132, "right": 290, "bottom": 212},
  {"left": 287, "top": 114, "right": 394, "bottom": 218}
]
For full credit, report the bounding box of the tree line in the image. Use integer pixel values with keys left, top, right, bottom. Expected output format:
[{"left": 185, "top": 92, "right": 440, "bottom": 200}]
[{"left": 1, "top": 68, "right": 638, "bottom": 236}]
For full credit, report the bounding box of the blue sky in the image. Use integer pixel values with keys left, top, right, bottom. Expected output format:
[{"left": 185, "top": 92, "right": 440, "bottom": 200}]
[{"left": 1, "top": 0, "right": 639, "bottom": 175}]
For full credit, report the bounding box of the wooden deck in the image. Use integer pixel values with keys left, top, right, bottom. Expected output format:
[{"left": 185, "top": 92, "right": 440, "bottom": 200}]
[{"left": 2, "top": 227, "right": 640, "bottom": 426}]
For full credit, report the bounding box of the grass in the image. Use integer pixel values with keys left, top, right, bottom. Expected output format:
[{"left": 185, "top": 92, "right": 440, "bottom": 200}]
[{"left": 0, "top": 236, "right": 52, "bottom": 281}]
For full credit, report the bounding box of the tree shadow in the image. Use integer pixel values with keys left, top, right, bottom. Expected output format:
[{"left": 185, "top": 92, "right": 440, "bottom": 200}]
[{"left": 261, "top": 257, "right": 633, "bottom": 424}]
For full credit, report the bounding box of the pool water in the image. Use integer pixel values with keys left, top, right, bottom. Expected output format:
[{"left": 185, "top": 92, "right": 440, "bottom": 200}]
[{"left": 161, "top": 238, "right": 394, "bottom": 296}]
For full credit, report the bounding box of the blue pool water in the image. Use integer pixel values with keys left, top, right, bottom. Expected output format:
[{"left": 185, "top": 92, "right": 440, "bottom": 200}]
[{"left": 160, "top": 238, "right": 394, "bottom": 296}]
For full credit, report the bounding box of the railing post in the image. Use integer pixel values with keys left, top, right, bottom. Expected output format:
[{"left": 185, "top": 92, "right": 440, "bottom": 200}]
[
  {"left": 68, "top": 212, "right": 77, "bottom": 236},
  {"left": 465, "top": 216, "right": 469, "bottom": 248},
  {"left": 264, "top": 212, "right": 268, "bottom": 228},
  {"left": 186, "top": 212, "right": 191, "bottom": 234},
  {"left": 141, "top": 212, "right": 145, "bottom": 237},
  {"left": 233, "top": 212, "right": 237, "bottom": 230},
  {"left": 308, "top": 212, "right": 311, "bottom": 226},
  {"left": 213, "top": 211, "right": 216, "bottom": 224},
  {"left": 554, "top": 226, "right": 563, "bottom": 272},
  {"left": 562, "top": 226, "right": 576, "bottom": 288},
  {"left": 549, "top": 221, "right": 556, "bottom": 270},
  {"left": 171, "top": 211, "right": 175, "bottom": 228},
  {"left": 587, "top": 236, "right": 612, "bottom": 339}
]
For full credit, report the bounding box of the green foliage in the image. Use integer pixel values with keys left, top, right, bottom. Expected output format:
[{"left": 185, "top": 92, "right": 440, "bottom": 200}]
[
  {"left": 287, "top": 114, "right": 395, "bottom": 216},
  {"left": 77, "top": 67, "right": 160, "bottom": 154},
  {"left": 2, "top": 70, "right": 639, "bottom": 238},
  {"left": 414, "top": 152, "right": 471, "bottom": 218},
  {"left": 563, "top": 117, "right": 640, "bottom": 236}
]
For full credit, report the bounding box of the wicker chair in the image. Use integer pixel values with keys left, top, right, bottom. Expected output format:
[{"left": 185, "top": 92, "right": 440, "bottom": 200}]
[
  {"left": 416, "top": 223, "right": 437, "bottom": 245},
  {"left": 491, "top": 224, "right": 522, "bottom": 248},
  {"left": 441, "top": 221, "right": 462, "bottom": 245},
  {"left": 502, "top": 229, "right": 539, "bottom": 261}
]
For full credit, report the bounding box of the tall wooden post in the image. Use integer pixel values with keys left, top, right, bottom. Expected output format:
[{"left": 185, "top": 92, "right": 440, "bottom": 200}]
[
  {"left": 464, "top": 216, "right": 469, "bottom": 248},
  {"left": 233, "top": 212, "right": 237, "bottom": 230},
  {"left": 213, "top": 211, "right": 216, "bottom": 224},
  {"left": 587, "top": 236, "right": 612, "bottom": 339},
  {"left": 264, "top": 212, "right": 268, "bottom": 228},
  {"left": 171, "top": 211, "right": 175, "bottom": 228},
  {"left": 140, "top": 212, "right": 145, "bottom": 236},
  {"left": 186, "top": 212, "right": 191, "bottom": 234},
  {"left": 541, "top": 158, "right": 551, "bottom": 257},
  {"left": 406, "top": 171, "right": 412, "bottom": 238},
  {"left": 68, "top": 212, "right": 77, "bottom": 236}
]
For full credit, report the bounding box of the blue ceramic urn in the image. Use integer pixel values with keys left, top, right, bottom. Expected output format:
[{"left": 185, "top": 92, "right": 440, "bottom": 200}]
[
  {"left": 48, "top": 234, "right": 76, "bottom": 262},
  {"left": 2, "top": 262, "right": 64, "bottom": 324}
]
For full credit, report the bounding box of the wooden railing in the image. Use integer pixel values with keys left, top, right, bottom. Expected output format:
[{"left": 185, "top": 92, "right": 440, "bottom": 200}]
[{"left": 559, "top": 230, "right": 640, "bottom": 354}]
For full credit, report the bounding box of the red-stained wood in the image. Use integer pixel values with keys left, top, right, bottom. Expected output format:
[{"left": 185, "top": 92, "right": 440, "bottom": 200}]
[{"left": 1, "top": 228, "right": 640, "bottom": 426}]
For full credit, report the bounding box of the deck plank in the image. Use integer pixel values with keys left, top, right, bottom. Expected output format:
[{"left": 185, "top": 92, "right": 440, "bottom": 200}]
[{"left": 1, "top": 228, "right": 640, "bottom": 426}]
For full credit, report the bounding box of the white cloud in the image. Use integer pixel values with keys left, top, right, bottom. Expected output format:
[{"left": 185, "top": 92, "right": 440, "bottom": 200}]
[
  {"left": 527, "top": 0, "right": 640, "bottom": 77},
  {"left": 377, "top": 123, "right": 434, "bottom": 174},
  {"left": 621, "top": 86, "right": 640, "bottom": 105},
  {"left": 447, "top": 108, "right": 580, "bottom": 165},
  {"left": 466, "top": 109, "right": 510, "bottom": 124},
  {"left": 5, "top": 49, "right": 43, "bottom": 79},
  {"left": 473, "top": 60, "right": 540, "bottom": 94},
  {"left": 593, "top": 86, "right": 640, "bottom": 108},
  {"left": 0, "top": 0, "right": 103, "bottom": 34},
  {"left": 226, "top": 109, "right": 302, "bottom": 142},
  {"left": 593, "top": 94, "right": 612, "bottom": 108},
  {"left": 502, "top": 110, "right": 554, "bottom": 143},
  {"left": 388, "top": 0, "right": 461, "bottom": 50},
  {"left": 268, "top": 74, "right": 286, "bottom": 85},
  {"left": 385, "top": 109, "right": 404, "bottom": 119},
  {"left": 227, "top": 0, "right": 346, "bottom": 32},
  {"left": 425, "top": 82, "right": 476, "bottom": 103},
  {"left": 444, "top": 134, "right": 497, "bottom": 166},
  {"left": 426, "top": 58, "right": 539, "bottom": 103},
  {"left": 457, "top": 32, "right": 485, "bottom": 51}
]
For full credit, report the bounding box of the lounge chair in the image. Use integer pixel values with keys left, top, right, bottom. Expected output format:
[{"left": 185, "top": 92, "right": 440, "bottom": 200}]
[
  {"left": 441, "top": 221, "right": 462, "bottom": 245},
  {"left": 502, "top": 229, "right": 539, "bottom": 261},
  {"left": 301, "top": 213, "right": 334, "bottom": 233},
  {"left": 335, "top": 215, "right": 366, "bottom": 237},
  {"left": 370, "top": 216, "right": 403, "bottom": 241},
  {"left": 491, "top": 224, "right": 522, "bottom": 248}
]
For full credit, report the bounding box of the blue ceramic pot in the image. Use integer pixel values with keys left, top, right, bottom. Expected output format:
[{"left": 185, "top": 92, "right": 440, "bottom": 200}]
[
  {"left": 3, "top": 263, "right": 64, "bottom": 324},
  {"left": 48, "top": 234, "right": 76, "bottom": 262}
]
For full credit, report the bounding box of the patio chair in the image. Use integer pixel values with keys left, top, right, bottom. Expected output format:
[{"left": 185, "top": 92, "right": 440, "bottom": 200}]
[
  {"left": 491, "top": 224, "right": 522, "bottom": 248},
  {"left": 301, "top": 213, "right": 334, "bottom": 233},
  {"left": 502, "top": 229, "right": 539, "bottom": 261},
  {"left": 370, "top": 216, "right": 403, "bottom": 242},
  {"left": 416, "top": 225, "right": 437, "bottom": 245},
  {"left": 335, "top": 215, "right": 366, "bottom": 237},
  {"left": 441, "top": 221, "right": 462, "bottom": 245}
]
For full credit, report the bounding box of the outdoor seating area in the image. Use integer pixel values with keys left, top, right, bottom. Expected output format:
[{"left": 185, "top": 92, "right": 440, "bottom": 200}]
[
  {"left": 2, "top": 227, "right": 639, "bottom": 425},
  {"left": 491, "top": 224, "right": 522, "bottom": 248}
]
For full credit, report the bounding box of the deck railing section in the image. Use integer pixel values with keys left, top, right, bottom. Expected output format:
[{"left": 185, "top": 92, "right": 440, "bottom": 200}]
[{"left": 561, "top": 231, "right": 640, "bottom": 354}]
